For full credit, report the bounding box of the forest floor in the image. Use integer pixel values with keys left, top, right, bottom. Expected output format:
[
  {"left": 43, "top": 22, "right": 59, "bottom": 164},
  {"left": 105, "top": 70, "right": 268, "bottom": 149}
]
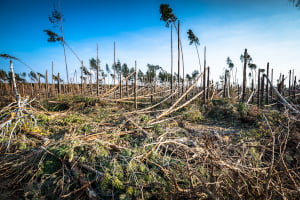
[{"left": 0, "top": 95, "right": 299, "bottom": 199}]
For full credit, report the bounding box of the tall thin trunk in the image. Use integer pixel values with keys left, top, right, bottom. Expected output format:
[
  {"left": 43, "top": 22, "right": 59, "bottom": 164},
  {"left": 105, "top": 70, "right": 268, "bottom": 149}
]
[
  {"left": 51, "top": 61, "right": 54, "bottom": 96},
  {"left": 119, "top": 74, "right": 122, "bottom": 99},
  {"left": 10, "top": 60, "right": 20, "bottom": 107},
  {"left": 261, "top": 76, "right": 265, "bottom": 105},
  {"left": 266, "top": 63, "right": 269, "bottom": 104},
  {"left": 134, "top": 61, "right": 137, "bottom": 109},
  {"left": 206, "top": 66, "right": 210, "bottom": 99},
  {"left": 81, "top": 61, "right": 83, "bottom": 95},
  {"left": 62, "top": 42, "right": 69, "bottom": 86},
  {"left": 89, "top": 66, "right": 92, "bottom": 95},
  {"left": 57, "top": 3, "right": 69, "bottom": 86},
  {"left": 251, "top": 79, "right": 254, "bottom": 103},
  {"left": 170, "top": 24, "right": 173, "bottom": 94},
  {"left": 172, "top": 21, "right": 185, "bottom": 95},
  {"left": 270, "top": 69, "right": 273, "bottom": 101},
  {"left": 45, "top": 70, "right": 48, "bottom": 97},
  {"left": 177, "top": 20, "right": 180, "bottom": 90},
  {"left": 289, "top": 69, "right": 291, "bottom": 97},
  {"left": 38, "top": 74, "right": 41, "bottom": 92},
  {"left": 235, "top": 67, "right": 237, "bottom": 86},
  {"left": 294, "top": 76, "right": 297, "bottom": 99},
  {"left": 195, "top": 44, "right": 202, "bottom": 73},
  {"left": 114, "top": 41, "right": 116, "bottom": 99},
  {"left": 180, "top": 31, "right": 185, "bottom": 95},
  {"left": 203, "top": 46, "right": 206, "bottom": 103},
  {"left": 281, "top": 75, "right": 285, "bottom": 96},
  {"left": 96, "top": 43, "right": 99, "bottom": 96},
  {"left": 223, "top": 72, "right": 227, "bottom": 98},
  {"left": 242, "top": 49, "right": 248, "bottom": 102},
  {"left": 58, "top": 72, "right": 61, "bottom": 95},
  {"left": 182, "top": 49, "right": 184, "bottom": 95},
  {"left": 257, "top": 69, "right": 261, "bottom": 106}
]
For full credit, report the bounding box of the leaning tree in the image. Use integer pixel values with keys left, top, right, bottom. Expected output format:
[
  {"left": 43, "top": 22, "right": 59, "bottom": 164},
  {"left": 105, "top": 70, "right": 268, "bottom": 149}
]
[
  {"left": 187, "top": 29, "right": 202, "bottom": 73},
  {"left": 44, "top": 8, "right": 70, "bottom": 84},
  {"left": 160, "top": 4, "right": 177, "bottom": 92}
]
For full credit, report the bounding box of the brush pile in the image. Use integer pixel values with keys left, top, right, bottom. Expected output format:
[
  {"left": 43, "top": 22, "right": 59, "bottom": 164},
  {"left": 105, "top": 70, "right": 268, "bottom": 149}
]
[{"left": 0, "top": 95, "right": 299, "bottom": 199}]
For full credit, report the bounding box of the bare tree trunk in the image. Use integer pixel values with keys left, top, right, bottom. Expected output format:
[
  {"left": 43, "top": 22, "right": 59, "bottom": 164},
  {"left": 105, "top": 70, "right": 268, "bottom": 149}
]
[
  {"left": 294, "top": 76, "right": 297, "bottom": 100},
  {"left": 206, "top": 66, "right": 210, "bottom": 99},
  {"left": 261, "top": 76, "right": 265, "bottom": 106},
  {"left": 177, "top": 20, "right": 180, "bottom": 93},
  {"left": 45, "top": 70, "right": 49, "bottom": 97},
  {"left": 38, "top": 73, "right": 41, "bottom": 93},
  {"left": 170, "top": 24, "right": 173, "bottom": 94},
  {"left": 203, "top": 46, "right": 206, "bottom": 103},
  {"left": 58, "top": 72, "right": 61, "bottom": 95},
  {"left": 270, "top": 69, "right": 273, "bottom": 102},
  {"left": 134, "top": 61, "right": 137, "bottom": 109},
  {"left": 62, "top": 42, "right": 69, "bottom": 86},
  {"left": 242, "top": 49, "right": 248, "bottom": 102},
  {"left": 264, "top": 74, "right": 299, "bottom": 114},
  {"left": 51, "top": 61, "right": 54, "bottom": 96},
  {"left": 10, "top": 60, "right": 20, "bottom": 106},
  {"left": 289, "top": 69, "right": 291, "bottom": 97},
  {"left": 281, "top": 75, "right": 285, "bottom": 96},
  {"left": 266, "top": 62, "right": 269, "bottom": 104},
  {"left": 114, "top": 41, "right": 116, "bottom": 99},
  {"left": 89, "top": 67, "right": 92, "bottom": 95},
  {"left": 96, "top": 43, "right": 99, "bottom": 96},
  {"left": 223, "top": 72, "right": 227, "bottom": 98},
  {"left": 257, "top": 69, "right": 262, "bottom": 106},
  {"left": 251, "top": 79, "right": 254, "bottom": 104},
  {"left": 81, "top": 60, "right": 84, "bottom": 95},
  {"left": 195, "top": 44, "right": 202, "bottom": 73},
  {"left": 119, "top": 74, "right": 122, "bottom": 99}
]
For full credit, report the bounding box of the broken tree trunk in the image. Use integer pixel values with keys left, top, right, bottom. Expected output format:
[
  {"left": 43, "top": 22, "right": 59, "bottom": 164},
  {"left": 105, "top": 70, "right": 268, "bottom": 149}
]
[
  {"left": 242, "top": 49, "right": 248, "bottom": 102},
  {"left": 9, "top": 60, "right": 20, "bottom": 107},
  {"left": 266, "top": 63, "right": 269, "bottom": 104},
  {"left": 134, "top": 61, "right": 137, "bottom": 109},
  {"left": 263, "top": 74, "right": 299, "bottom": 114}
]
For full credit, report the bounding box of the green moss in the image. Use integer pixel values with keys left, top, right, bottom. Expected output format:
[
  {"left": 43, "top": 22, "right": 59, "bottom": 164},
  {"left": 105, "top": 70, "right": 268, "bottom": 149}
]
[
  {"left": 63, "top": 114, "right": 84, "bottom": 124},
  {"left": 112, "top": 177, "right": 125, "bottom": 189},
  {"left": 126, "top": 186, "right": 135, "bottom": 196},
  {"left": 237, "top": 102, "right": 248, "bottom": 118},
  {"left": 183, "top": 110, "right": 204, "bottom": 122},
  {"left": 36, "top": 114, "right": 50, "bottom": 124},
  {"left": 40, "top": 156, "right": 61, "bottom": 174},
  {"left": 81, "top": 124, "right": 93, "bottom": 133},
  {"left": 140, "top": 114, "right": 150, "bottom": 122},
  {"left": 18, "top": 141, "right": 27, "bottom": 151},
  {"left": 152, "top": 124, "right": 162, "bottom": 134}
]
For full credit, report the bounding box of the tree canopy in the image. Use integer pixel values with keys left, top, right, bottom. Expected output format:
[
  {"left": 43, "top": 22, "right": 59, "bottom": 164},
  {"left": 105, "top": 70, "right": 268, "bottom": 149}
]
[
  {"left": 187, "top": 29, "right": 200, "bottom": 46},
  {"left": 226, "top": 57, "right": 234, "bottom": 70},
  {"left": 290, "top": 0, "right": 300, "bottom": 7},
  {"left": 159, "top": 4, "right": 177, "bottom": 27},
  {"left": 44, "top": 9, "right": 64, "bottom": 43}
]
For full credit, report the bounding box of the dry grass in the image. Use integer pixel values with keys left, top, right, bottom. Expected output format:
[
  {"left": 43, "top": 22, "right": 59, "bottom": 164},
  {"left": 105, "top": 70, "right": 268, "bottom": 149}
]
[{"left": 0, "top": 95, "right": 299, "bottom": 199}]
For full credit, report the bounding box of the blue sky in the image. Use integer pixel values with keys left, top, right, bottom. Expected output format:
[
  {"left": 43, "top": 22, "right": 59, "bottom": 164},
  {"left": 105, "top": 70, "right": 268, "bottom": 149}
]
[{"left": 0, "top": 0, "right": 299, "bottom": 83}]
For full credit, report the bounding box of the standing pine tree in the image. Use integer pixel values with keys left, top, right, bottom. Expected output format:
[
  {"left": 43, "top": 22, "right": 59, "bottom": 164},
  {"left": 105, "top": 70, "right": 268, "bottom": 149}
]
[
  {"left": 160, "top": 4, "right": 177, "bottom": 93},
  {"left": 187, "top": 29, "right": 202, "bottom": 73},
  {"left": 44, "top": 8, "right": 70, "bottom": 84}
]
